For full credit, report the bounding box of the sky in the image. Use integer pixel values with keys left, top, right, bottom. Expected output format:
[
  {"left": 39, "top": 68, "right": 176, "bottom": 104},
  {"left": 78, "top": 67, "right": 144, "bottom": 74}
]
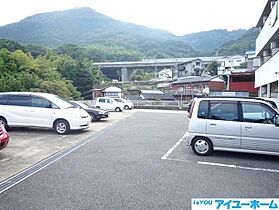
[{"left": 0, "top": 0, "right": 265, "bottom": 35}]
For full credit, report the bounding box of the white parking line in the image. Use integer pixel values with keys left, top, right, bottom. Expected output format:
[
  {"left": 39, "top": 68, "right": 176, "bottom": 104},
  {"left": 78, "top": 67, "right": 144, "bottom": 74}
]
[
  {"left": 161, "top": 133, "right": 187, "bottom": 160},
  {"left": 198, "top": 161, "right": 279, "bottom": 173}
]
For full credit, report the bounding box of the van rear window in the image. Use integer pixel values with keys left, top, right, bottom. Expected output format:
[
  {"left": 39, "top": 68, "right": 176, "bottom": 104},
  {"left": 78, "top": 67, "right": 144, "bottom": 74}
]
[
  {"left": 8, "top": 95, "right": 32, "bottom": 107},
  {"left": 198, "top": 101, "right": 208, "bottom": 119}
]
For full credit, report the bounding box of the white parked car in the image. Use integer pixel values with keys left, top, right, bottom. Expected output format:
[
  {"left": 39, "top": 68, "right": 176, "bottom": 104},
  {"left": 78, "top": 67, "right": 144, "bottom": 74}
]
[
  {"left": 95, "top": 97, "right": 124, "bottom": 112},
  {"left": 114, "top": 98, "right": 134, "bottom": 109},
  {"left": 0, "top": 92, "right": 90, "bottom": 135},
  {"left": 185, "top": 97, "right": 279, "bottom": 156}
]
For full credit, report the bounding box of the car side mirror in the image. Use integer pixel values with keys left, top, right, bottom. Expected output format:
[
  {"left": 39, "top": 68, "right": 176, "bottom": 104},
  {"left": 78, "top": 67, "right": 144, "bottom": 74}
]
[{"left": 275, "top": 115, "right": 279, "bottom": 126}]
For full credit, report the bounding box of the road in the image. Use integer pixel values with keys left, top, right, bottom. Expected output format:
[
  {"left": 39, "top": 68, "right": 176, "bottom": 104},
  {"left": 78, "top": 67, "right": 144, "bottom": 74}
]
[{"left": 1, "top": 110, "right": 279, "bottom": 209}]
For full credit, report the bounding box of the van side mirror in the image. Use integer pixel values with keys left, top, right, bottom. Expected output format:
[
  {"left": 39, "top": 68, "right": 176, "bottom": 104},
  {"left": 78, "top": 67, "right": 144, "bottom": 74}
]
[{"left": 275, "top": 115, "right": 279, "bottom": 126}]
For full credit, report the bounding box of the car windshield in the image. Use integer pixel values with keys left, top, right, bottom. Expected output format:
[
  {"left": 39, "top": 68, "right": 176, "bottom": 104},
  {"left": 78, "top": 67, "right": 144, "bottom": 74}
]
[{"left": 75, "top": 102, "right": 89, "bottom": 109}]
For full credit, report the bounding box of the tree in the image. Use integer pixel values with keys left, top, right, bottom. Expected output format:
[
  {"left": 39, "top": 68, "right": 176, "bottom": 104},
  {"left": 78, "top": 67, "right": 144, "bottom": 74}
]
[
  {"left": 204, "top": 61, "right": 218, "bottom": 76},
  {"left": 130, "top": 69, "right": 153, "bottom": 81}
]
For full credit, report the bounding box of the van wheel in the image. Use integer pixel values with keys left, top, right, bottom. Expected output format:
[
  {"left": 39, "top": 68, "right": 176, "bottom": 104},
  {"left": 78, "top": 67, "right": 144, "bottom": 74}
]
[
  {"left": 115, "top": 107, "right": 121, "bottom": 112},
  {"left": 96, "top": 106, "right": 100, "bottom": 109},
  {"left": 192, "top": 137, "right": 213, "bottom": 156},
  {"left": 54, "top": 120, "right": 70, "bottom": 135},
  {"left": 124, "top": 105, "right": 129, "bottom": 110},
  {"left": 0, "top": 117, "right": 8, "bottom": 130}
]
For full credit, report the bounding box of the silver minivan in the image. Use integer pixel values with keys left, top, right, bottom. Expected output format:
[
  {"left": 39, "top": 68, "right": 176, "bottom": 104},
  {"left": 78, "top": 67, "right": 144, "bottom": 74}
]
[{"left": 185, "top": 97, "right": 279, "bottom": 156}]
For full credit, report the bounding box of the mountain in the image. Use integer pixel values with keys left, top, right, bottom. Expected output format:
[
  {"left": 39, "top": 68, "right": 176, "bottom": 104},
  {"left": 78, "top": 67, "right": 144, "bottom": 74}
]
[
  {"left": 212, "top": 27, "right": 260, "bottom": 56},
  {"left": 0, "top": 7, "right": 255, "bottom": 58},
  {"left": 0, "top": 7, "right": 198, "bottom": 58},
  {"left": 180, "top": 29, "right": 247, "bottom": 55},
  {"left": 0, "top": 8, "right": 171, "bottom": 46}
]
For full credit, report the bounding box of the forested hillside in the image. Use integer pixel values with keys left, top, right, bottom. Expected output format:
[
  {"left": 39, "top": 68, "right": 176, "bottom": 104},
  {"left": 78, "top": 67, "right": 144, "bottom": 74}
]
[
  {"left": 212, "top": 28, "right": 260, "bottom": 56},
  {"left": 181, "top": 29, "right": 246, "bottom": 55},
  {"left": 0, "top": 39, "right": 106, "bottom": 99}
]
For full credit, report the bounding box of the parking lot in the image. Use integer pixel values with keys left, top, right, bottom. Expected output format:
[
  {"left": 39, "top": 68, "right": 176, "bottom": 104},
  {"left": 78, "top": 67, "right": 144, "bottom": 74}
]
[
  {"left": 1, "top": 110, "right": 279, "bottom": 209},
  {"left": 0, "top": 110, "right": 135, "bottom": 181}
]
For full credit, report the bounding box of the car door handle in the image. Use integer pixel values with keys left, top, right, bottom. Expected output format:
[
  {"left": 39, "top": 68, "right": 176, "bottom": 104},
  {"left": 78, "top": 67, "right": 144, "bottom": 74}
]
[
  {"left": 209, "top": 123, "right": 216, "bottom": 126},
  {"left": 245, "top": 126, "right": 252, "bottom": 129}
]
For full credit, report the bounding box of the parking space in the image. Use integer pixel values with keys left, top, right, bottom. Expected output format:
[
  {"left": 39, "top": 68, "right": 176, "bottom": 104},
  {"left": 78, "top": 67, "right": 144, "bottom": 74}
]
[
  {"left": 0, "top": 110, "right": 136, "bottom": 181},
  {"left": 162, "top": 132, "right": 279, "bottom": 173}
]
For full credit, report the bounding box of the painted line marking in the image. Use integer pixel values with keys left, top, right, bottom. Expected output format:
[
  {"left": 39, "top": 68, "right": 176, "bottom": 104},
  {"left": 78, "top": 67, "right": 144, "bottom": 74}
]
[
  {"left": 161, "top": 132, "right": 187, "bottom": 160},
  {"left": 198, "top": 161, "right": 279, "bottom": 173},
  {"left": 0, "top": 158, "right": 9, "bottom": 163},
  {"left": 163, "top": 157, "right": 279, "bottom": 174}
]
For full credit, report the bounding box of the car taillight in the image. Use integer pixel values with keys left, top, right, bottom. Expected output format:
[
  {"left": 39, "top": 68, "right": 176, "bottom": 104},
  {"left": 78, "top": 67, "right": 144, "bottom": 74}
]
[{"left": 188, "top": 100, "right": 195, "bottom": 118}]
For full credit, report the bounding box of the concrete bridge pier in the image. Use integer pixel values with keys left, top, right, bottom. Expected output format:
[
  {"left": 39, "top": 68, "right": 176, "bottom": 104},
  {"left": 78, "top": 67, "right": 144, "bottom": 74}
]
[{"left": 121, "top": 67, "right": 129, "bottom": 82}]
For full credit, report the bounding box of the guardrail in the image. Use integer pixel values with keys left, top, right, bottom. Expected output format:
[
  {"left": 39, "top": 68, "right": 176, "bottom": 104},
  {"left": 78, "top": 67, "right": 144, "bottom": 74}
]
[
  {"left": 131, "top": 100, "right": 186, "bottom": 110},
  {"left": 80, "top": 100, "right": 187, "bottom": 110}
]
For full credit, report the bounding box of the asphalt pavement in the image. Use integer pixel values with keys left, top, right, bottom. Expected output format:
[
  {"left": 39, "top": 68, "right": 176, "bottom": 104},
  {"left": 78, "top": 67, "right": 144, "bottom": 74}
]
[{"left": 0, "top": 110, "right": 279, "bottom": 210}]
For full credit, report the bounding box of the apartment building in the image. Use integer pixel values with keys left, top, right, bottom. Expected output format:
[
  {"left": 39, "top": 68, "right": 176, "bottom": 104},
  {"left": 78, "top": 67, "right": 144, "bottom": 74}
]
[{"left": 255, "top": 0, "right": 279, "bottom": 98}]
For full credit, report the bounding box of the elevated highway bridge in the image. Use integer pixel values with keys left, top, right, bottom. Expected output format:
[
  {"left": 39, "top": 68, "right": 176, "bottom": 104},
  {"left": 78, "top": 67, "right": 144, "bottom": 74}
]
[{"left": 93, "top": 57, "right": 222, "bottom": 81}]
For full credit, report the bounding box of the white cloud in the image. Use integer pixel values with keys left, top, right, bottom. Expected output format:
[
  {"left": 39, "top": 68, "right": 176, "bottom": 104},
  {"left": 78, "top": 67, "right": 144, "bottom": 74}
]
[{"left": 0, "top": 0, "right": 264, "bottom": 35}]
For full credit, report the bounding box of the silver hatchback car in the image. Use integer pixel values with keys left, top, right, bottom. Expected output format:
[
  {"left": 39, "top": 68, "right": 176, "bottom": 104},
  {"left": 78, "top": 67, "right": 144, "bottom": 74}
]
[{"left": 185, "top": 97, "right": 279, "bottom": 156}]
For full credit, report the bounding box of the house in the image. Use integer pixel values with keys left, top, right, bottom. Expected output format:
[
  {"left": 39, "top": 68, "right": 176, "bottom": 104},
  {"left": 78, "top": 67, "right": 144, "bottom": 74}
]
[
  {"left": 157, "top": 68, "right": 173, "bottom": 81},
  {"left": 228, "top": 71, "right": 258, "bottom": 96},
  {"left": 157, "top": 82, "right": 172, "bottom": 92},
  {"left": 171, "top": 76, "right": 225, "bottom": 102},
  {"left": 139, "top": 90, "right": 176, "bottom": 101},
  {"left": 255, "top": 0, "right": 279, "bottom": 98},
  {"left": 217, "top": 55, "right": 246, "bottom": 75},
  {"left": 176, "top": 58, "right": 203, "bottom": 78},
  {"left": 93, "top": 85, "right": 123, "bottom": 99}
]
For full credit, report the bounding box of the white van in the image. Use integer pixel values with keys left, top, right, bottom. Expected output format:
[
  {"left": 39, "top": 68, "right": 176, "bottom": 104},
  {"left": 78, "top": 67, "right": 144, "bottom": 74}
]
[
  {"left": 185, "top": 97, "right": 279, "bottom": 156},
  {"left": 0, "top": 92, "right": 90, "bottom": 135},
  {"left": 114, "top": 98, "right": 134, "bottom": 109},
  {"left": 95, "top": 97, "right": 124, "bottom": 112}
]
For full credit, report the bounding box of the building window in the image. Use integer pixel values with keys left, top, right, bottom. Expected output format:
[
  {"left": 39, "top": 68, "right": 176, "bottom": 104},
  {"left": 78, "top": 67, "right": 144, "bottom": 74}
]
[
  {"left": 270, "top": 81, "right": 278, "bottom": 98},
  {"left": 104, "top": 92, "right": 119, "bottom": 97},
  {"left": 261, "top": 85, "right": 267, "bottom": 97}
]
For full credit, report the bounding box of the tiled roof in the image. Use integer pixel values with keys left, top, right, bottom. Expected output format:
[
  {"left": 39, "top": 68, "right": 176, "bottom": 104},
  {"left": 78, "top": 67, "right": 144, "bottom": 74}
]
[{"left": 172, "top": 76, "right": 221, "bottom": 85}]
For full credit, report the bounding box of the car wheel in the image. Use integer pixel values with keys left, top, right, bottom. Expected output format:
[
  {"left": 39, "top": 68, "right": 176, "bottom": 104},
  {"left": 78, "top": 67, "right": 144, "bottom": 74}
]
[
  {"left": 96, "top": 106, "right": 100, "bottom": 109},
  {"left": 191, "top": 137, "right": 213, "bottom": 156},
  {"left": 54, "top": 120, "right": 70, "bottom": 135},
  {"left": 0, "top": 117, "right": 8, "bottom": 130},
  {"left": 115, "top": 107, "right": 121, "bottom": 112},
  {"left": 124, "top": 105, "right": 129, "bottom": 110},
  {"left": 90, "top": 114, "right": 96, "bottom": 122}
]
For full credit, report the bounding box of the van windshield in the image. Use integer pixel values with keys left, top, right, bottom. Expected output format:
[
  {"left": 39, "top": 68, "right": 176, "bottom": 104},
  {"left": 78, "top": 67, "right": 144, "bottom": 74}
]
[{"left": 52, "top": 96, "right": 75, "bottom": 109}]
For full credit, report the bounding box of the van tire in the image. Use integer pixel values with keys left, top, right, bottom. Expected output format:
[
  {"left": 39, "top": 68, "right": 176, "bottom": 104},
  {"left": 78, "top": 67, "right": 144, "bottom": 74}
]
[
  {"left": 115, "top": 107, "right": 121, "bottom": 112},
  {"left": 192, "top": 137, "right": 213, "bottom": 156},
  {"left": 54, "top": 119, "right": 70, "bottom": 135},
  {"left": 124, "top": 105, "right": 129, "bottom": 110},
  {"left": 0, "top": 117, "right": 8, "bottom": 130}
]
